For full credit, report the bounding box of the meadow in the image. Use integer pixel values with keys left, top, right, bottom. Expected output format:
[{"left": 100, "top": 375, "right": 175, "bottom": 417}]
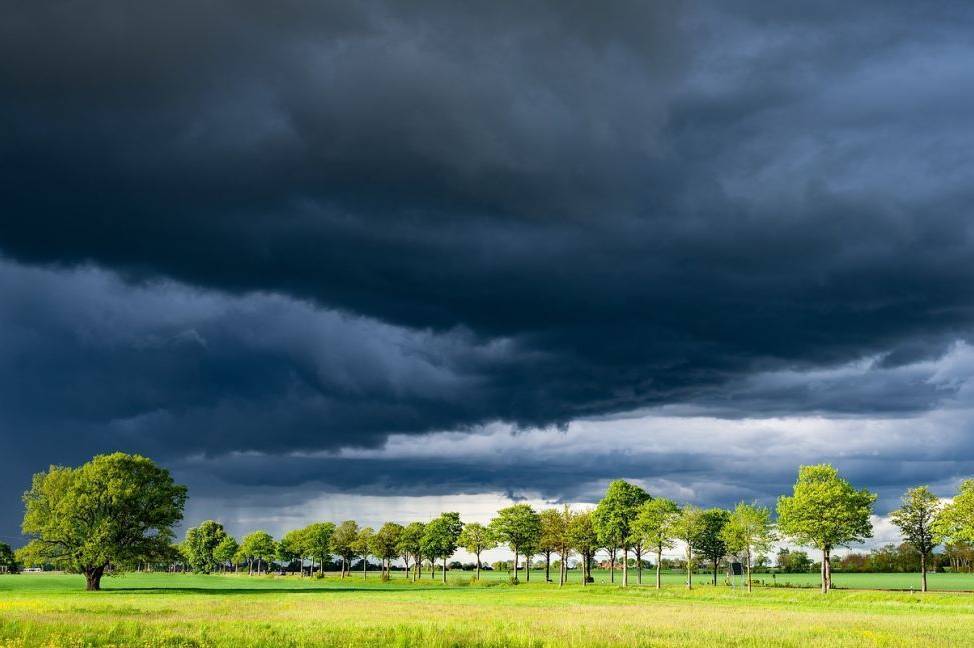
[{"left": 2, "top": 571, "right": 974, "bottom": 647}]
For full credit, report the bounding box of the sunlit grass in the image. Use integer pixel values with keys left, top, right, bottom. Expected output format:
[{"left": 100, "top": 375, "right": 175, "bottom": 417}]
[{"left": 1, "top": 572, "right": 973, "bottom": 646}]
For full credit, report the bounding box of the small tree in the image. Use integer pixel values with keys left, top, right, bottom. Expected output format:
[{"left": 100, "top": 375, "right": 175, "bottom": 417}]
[
  {"left": 303, "top": 522, "right": 336, "bottom": 576},
  {"left": 183, "top": 520, "right": 229, "bottom": 574},
  {"left": 538, "top": 509, "right": 562, "bottom": 582},
  {"left": 330, "top": 520, "right": 359, "bottom": 578},
  {"left": 422, "top": 512, "right": 463, "bottom": 583},
  {"left": 552, "top": 506, "right": 575, "bottom": 586},
  {"left": 490, "top": 504, "right": 541, "bottom": 584},
  {"left": 592, "top": 480, "right": 651, "bottom": 587},
  {"left": 458, "top": 522, "right": 496, "bottom": 580},
  {"left": 398, "top": 522, "right": 425, "bottom": 581},
  {"left": 696, "top": 509, "right": 730, "bottom": 586},
  {"left": 213, "top": 535, "right": 239, "bottom": 573},
  {"left": 0, "top": 543, "right": 18, "bottom": 574},
  {"left": 633, "top": 498, "right": 679, "bottom": 589},
  {"left": 353, "top": 527, "right": 374, "bottom": 579},
  {"left": 721, "top": 502, "right": 775, "bottom": 592},
  {"left": 239, "top": 531, "right": 276, "bottom": 575},
  {"left": 278, "top": 528, "right": 305, "bottom": 574},
  {"left": 567, "top": 510, "right": 600, "bottom": 586},
  {"left": 891, "top": 486, "right": 941, "bottom": 592},
  {"left": 671, "top": 505, "right": 705, "bottom": 590},
  {"left": 20, "top": 452, "right": 187, "bottom": 590},
  {"left": 372, "top": 523, "right": 403, "bottom": 577},
  {"left": 777, "top": 464, "right": 876, "bottom": 593}
]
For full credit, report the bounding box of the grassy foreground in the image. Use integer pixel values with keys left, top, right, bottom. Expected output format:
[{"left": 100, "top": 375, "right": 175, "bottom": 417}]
[{"left": 2, "top": 573, "right": 974, "bottom": 647}]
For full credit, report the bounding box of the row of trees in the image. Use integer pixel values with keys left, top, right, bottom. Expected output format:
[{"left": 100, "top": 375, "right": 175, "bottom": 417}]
[{"left": 14, "top": 453, "right": 974, "bottom": 593}]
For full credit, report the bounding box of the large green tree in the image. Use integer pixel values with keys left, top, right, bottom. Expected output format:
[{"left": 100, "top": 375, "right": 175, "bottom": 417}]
[
  {"left": 20, "top": 452, "right": 187, "bottom": 590},
  {"left": 490, "top": 504, "right": 541, "bottom": 584},
  {"left": 458, "top": 522, "right": 496, "bottom": 580},
  {"left": 695, "top": 509, "right": 730, "bottom": 586},
  {"left": 422, "top": 512, "right": 463, "bottom": 583},
  {"left": 371, "top": 523, "right": 403, "bottom": 577},
  {"left": 213, "top": 535, "right": 239, "bottom": 573},
  {"left": 398, "top": 522, "right": 425, "bottom": 581},
  {"left": 238, "top": 531, "right": 276, "bottom": 575},
  {"left": 720, "top": 502, "right": 775, "bottom": 592},
  {"left": 330, "top": 520, "right": 359, "bottom": 578},
  {"left": 633, "top": 498, "right": 679, "bottom": 589},
  {"left": 183, "top": 520, "right": 229, "bottom": 574},
  {"left": 567, "top": 510, "right": 599, "bottom": 586},
  {"left": 303, "top": 522, "right": 336, "bottom": 576},
  {"left": 891, "top": 486, "right": 941, "bottom": 592},
  {"left": 277, "top": 528, "right": 306, "bottom": 574},
  {"left": 592, "top": 480, "right": 650, "bottom": 586},
  {"left": 777, "top": 464, "right": 876, "bottom": 593}
]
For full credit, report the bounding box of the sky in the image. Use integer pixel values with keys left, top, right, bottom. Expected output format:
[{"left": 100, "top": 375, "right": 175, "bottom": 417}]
[{"left": 3, "top": 1, "right": 974, "bottom": 553}]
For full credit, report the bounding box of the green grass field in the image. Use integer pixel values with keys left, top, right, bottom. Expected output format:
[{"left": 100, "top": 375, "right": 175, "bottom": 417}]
[{"left": 2, "top": 572, "right": 974, "bottom": 647}]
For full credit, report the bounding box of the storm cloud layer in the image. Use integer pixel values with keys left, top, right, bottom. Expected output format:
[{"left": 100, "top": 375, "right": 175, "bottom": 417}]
[{"left": 3, "top": 1, "right": 974, "bottom": 539}]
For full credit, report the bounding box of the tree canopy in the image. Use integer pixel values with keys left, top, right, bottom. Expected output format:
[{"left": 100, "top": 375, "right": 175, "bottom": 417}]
[
  {"left": 633, "top": 497, "right": 680, "bottom": 589},
  {"left": 490, "top": 504, "right": 541, "bottom": 583},
  {"left": 592, "top": 480, "right": 650, "bottom": 586},
  {"left": 183, "top": 520, "right": 229, "bottom": 574},
  {"left": 20, "top": 452, "right": 187, "bottom": 590},
  {"left": 721, "top": 502, "right": 775, "bottom": 592},
  {"left": 777, "top": 464, "right": 876, "bottom": 593},
  {"left": 458, "top": 522, "right": 496, "bottom": 579},
  {"left": 891, "top": 486, "right": 942, "bottom": 592},
  {"left": 422, "top": 512, "right": 463, "bottom": 583}
]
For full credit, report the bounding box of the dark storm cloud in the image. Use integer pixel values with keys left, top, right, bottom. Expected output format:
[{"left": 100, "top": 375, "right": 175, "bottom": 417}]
[{"left": 3, "top": 1, "right": 974, "bottom": 538}]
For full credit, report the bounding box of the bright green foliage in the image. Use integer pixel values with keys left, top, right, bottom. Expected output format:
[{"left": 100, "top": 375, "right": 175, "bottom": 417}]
[
  {"left": 398, "top": 522, "right": 425, "bottom": 579},
  {"left": 277, "top": 528, "right": 306, "bottom": 570},
  {"left": 237, "top": 531, "right": 276, "bottom": 574},
  {"left": 695, "top": 509, "right": 730, "bottom": 586},
  {"left": 592, "top": 480, "right": 650, "bottom": 586},
  {"left": 212, "top": 535, "right": 238, "bottom": 571},
  {"left": 671, "top": 505, "right": 705, "bottom": 589},
  {"left": 934, "top": 479, "right": 974, "bottom": 544},
  {"left": 490, "top": 504, "right": 541, "bottom": 583},
  {"left": 183, "top": 520, "right": 229, "bottom": 574},
  {"left": 458, "top": 522, "right": 496, "bottom": 578},
  {"left": 567, "top": 509, "right": 600, "bottom": 584},
  {"left": 891, "top": 486, "right": 942, "bottom": 592},
  {"left": 353, "top": 527, "right": 374, "bottom": 576},
  {"left": 422, "top": 512, "right": 463, "bottom": 582},
  {"left": 721, "top": 502, "right": 775, "bottom": 591},
  {"left": 777, "top": 464, "right": 876, "bottom": 593},
  {"left": 302, "top": 522, "right": 336, "bottom": 573},
  {"left": 20, "top": 452, "right": 187, "bottom": 590},
  {"left": 330, "top": 521, "right": 360, "bottom": 576},
  {"left": 633, "top": 498, "right": 680, "bottom": 588},
  {"left": 371, "top": 523, "right": 404, "bottom": 574}
]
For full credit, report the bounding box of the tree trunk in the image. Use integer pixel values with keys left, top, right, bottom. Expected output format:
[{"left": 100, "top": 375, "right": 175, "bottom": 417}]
[
  {"left": 442, "top": 557, "right": 447, "bottom": 584},
  {"left": 636, "top": 547, "right": 642, "bottom": 585},
  {"left": 525, "top": 553, "right": 531, "bottom": 582},
  {"left": 476, "top": 553, "right": 481, "bottom": 580},
  {"left": 712, "top": 558, "right": 718, "bottom": 586},
  {"left": 821, "top": 548, "right": 831, "bottom": 593},
  {"left": 744, "top": 547, "right": 751, "bottom": 593},
  {"left": 363, "top": 557, "right": 367, "bottom": 579},
  {"left": 513, "top": 549, "right": 519, "bottom": 583},
  {"left": 84, "top": 566, "right": 105, "bottom": 591},
  {"left": 921, "top": 552, "right": 928, "bottom": 592},
  {"left": 686, "top": 549, "right": 693, "bottom": 590},
  {"left": 610, "top": 548, "right": 616, "bottom": 583},
  {"left": 656, "top": 547, "right": 663, "bottom": 589},
  {"left": 623, "top": 547, "right": 629, "bottom": 586},
  {"left": 545, "top": 552, "right": 551, "bottom": 582}
]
